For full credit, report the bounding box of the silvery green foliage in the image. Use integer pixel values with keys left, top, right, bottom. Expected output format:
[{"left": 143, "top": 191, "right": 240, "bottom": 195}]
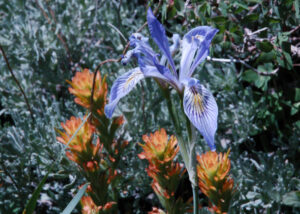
[{"left": 1, "top": 0, "right": 299, "bottom": 213}]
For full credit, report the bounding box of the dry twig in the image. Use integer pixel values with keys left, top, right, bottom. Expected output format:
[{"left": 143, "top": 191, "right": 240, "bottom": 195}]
[
  {"left": 0, "top": 45, "right": 35, "bottom": 122},
  {"left": 206, "top": 56, "right": 279, "bottom": 76}
]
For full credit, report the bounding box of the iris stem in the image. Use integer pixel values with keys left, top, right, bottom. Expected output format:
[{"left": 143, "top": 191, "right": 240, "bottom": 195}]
[
  {"left": 180, "top": 97, "right": 199, "bottom": 214},
  {"left": 193, "top": 185, "right": 199, "bottom": 214},
  {"left": 160, "top": 85, "right": 199, "bottom": 214}
]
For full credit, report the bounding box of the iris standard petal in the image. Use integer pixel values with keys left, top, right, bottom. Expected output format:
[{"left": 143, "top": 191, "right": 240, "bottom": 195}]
[
  {"left": 152, "top": 57, "right": 182, "bottom": 90},
  {"left": 160, "top": 34, "right": 180, "bottom": 66},
  {"left": 104, "top": 68, "right": 144, "bottom": 118},
  {"left": 147, "top": 8, "right": 176, "bottom": 74},
  {"left": 179, "top": 26, "right": 218, "bottom": 81},
  {"left": 183, "top": 78, "right": 218, "bottom": 150},
  {"left": 138, "top": 57, "right": 170, "bottom": 81}
]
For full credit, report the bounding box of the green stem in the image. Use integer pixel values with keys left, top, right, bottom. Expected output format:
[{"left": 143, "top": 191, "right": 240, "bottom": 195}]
[
  {"left": 193, "top": 185, "right": 199, "bottom": 214},
  {"left": 160, "top": 86, "right": 199, "bottom": 213},
  {"left": 180, "top": 98, "right": 199, "bottom": 214},
  {"left": 162, "top": 88, "right": 181, "bottom": 135}
]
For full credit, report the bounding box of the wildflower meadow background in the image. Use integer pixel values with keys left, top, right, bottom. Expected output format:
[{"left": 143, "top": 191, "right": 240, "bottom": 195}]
[{"left": 0, "top": 0, "right": 299, "bottom": 213}]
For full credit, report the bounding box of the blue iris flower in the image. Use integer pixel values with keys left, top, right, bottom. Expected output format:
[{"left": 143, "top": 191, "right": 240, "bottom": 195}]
[{"left": 105, "top": 8, "right": 219, "bottom": 151}]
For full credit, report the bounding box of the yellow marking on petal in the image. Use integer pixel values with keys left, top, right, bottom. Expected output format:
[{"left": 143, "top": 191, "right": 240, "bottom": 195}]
[
  {"left": 195, "top": 34, "right": 205, "bottom": 42},
  {"left": 193, "top": 93, "right": 205, "bottom": 114},
  {"left": 124, "top": 71, "right": 142, "bottom": 90}
]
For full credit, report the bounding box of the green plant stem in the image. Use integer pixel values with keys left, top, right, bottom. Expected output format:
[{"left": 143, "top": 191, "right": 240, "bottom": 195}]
[
  {"left": 160, "top": 87, "right": 189, "bottom": 166},
  {"left": 160, "top": 86, "right": 199, "bottom": 214},
  {"left": 180, "top": 95, "right": 199, "bottom": 214},
  {"left": 193, "top": 185, "right": 199, "bottom": 214}
]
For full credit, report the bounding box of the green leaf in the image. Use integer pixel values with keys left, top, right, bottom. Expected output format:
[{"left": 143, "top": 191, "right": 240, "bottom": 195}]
[
  {"left": 242, "top": 14, "right": 259, "bottom": 23},
  {"left": 0, "top": 36, "right": 12, "bottom": 46},
  {"left": 22, "top": 165, "right": 54, "bottom": 214},
  {"left": 174, "top": 0, "right": 184, "bottom": 12},
  {"left": 291, "top": 102, "right": 300, "bottom": 116},
  {"left": 61, "top": 183, "right": 88, "bottom": 214},
  {"left": 282, "top": 51, "right": 293, "bottom": 70},
  {"left": 242, "top": 70, "right": 258, "bottom": 82},
  {"left": 266, "top": 17, "right": 280, "bottom": 23},
  {"left": 282, "top": 191, "right": 300, "bottom": 207},
  {"left": 242, "top": 67, "right": 271, "bottom": 91},
  {"left": 256, "top": 51, "right": 276, "bottom": 64},
  {"left": 211, "top": 16, "right": 227, "bottom": 23},
  {"left": 256, "top": 41, "right": 273, "bottom": 52},
  {"left": 295, "top": 0, "right": 300, "bottom": 19},
  {"left": 295, "top": 88, "right": 300, "bottom": 102},
  {"left": 233, "top": 2, "right": 249, "bottom": 10}
]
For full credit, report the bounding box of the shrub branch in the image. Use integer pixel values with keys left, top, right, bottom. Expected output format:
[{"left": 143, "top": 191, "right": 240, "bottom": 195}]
[{"left": 0, "top": 45, "right": 35, "bottom": 122}]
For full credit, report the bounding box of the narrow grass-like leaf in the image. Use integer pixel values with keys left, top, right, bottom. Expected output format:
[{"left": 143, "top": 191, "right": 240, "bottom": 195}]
[
  {"left": 61, "top": 183, "right": 88, "bottom": 214},
  {"left": 22, "top": 165, "right": 54, "bottom": 214},
  {"left": 22, "top": 113, "right": 91, "bottom": 214}
]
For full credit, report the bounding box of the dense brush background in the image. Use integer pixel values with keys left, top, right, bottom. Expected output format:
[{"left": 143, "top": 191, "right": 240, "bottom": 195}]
[{"left": 0, "top": 0, "right": 299, "bottom": 213}]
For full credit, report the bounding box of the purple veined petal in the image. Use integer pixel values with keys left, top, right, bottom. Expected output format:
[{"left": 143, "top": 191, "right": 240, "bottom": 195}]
[
  {"left": 139, "top": 58, "right": 170, "bottom": 81},
  {"left": 152, "top": 57, "right": 182, "bottom": 91},
  {"left": 147, "top": 8, "right": 176, "bottom": 74},
  {"left": 183, "top": 78, "right": 218, "bottom": 150},
  {"left": 179, "top": 26, "right": 218, "bottom": 81},
  {"left": 104, "top": 68, "right": 145, "bottom": 118},
  {"left": 160, "top": 34, "right": 181, "bottom": 66}
]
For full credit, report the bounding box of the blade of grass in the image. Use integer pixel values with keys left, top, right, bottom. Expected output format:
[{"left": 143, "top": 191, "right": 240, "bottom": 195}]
[
  {"left": 22, "top": 113, "right": 91, "bottom": 214},
  {"left": 61, "top": 183, "right": 89, "bottom": 214},
  {"left": 22, "top": 165, "right": 54, "bottom": 214}
]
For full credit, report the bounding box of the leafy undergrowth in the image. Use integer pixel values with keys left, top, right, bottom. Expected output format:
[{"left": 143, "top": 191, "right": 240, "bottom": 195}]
[{"left": 0, "top": 0, "right": 299, "bottom": 213}]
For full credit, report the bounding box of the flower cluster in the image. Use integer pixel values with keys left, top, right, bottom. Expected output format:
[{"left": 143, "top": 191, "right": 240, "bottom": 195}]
[
  {"left": 56, "top": 116, "right": 100, "bottom": 165},
  {"left": 138, "top": 129, "right": 191, "bottom": 214},
  {"left": 68, "top": 68, "right": 107, "bottom": 116},
  {"left": 81, "top": 195, "right": 116, "bottom": 214},
  {"left": 57, "top": 69, "right": 129, "bottom": 212},
  {"left": 197, "top": 150, "right": 234, "bottom": 213},
  {"left": 148, "top": 207, "right": 166, "bottom": 214}
]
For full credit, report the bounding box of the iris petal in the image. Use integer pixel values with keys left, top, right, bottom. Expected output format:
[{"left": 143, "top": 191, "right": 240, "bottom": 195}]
[
  {"left": 180, "top": 26, "right": 218, "bottom": 81},
  {"left": 183, "top": 78, "right": 218, "bottom": 150},
  {"left": 147, "top": 8, "right": 176, "bottom": 74},
  {"left": 160, "top": 34, "right": 180, "bottom": 66},
  {"left": 105, "top": 68, "right": 144, "bottom": 118},
  {"left": 152, "top": 57, "right": 182, "bottom": 90}
]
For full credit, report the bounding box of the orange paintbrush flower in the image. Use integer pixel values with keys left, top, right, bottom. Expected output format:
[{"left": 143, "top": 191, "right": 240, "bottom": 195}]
[
  {"left": 68, "top": 69, "right": 107, "bottom": 115},
  {"left": 57, "top": 116, "right": 100, "bottom": 164},
  {"left": 81, "top": 196, "right": 101, "bottom": 214},
  {"left": 148, "top": 207, "right": 166, "bottom": 214},
  {"left": 57, "top": 116, "right": 95, "bottom": 148},
  {"left": 138, "top": 129, "right": 190, "bottom": 214},
  {"left": 81, "top": 196, "right": 116, "bottom": 214},
  {"left": 138, "top": 128, "right": 179, "bottom": 165},
  {"left": 197, "top": 150, "right": 234, "bottom": 213}
]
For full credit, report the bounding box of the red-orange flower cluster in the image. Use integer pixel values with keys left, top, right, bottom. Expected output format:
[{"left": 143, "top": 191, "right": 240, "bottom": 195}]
[
  {"left": 197, "top": 150, "right": 234, "bottom": 214},
  {"left": 81, "top": 196, "right": 116, "bottom": 214},
  {"left": 57, "top": 116, "right": 100, "bottom": 164},
  {"left": 138, "top": 128, "right": 179, "bottom": 165},
  {"left": 148, "top": 207, "right": 166, "bottom": 214},
  {"left": 68, "top": 69, "right": 107, "bottom": 115},
  {"left": 60, "top": 69, "right": 129, "bottom": 212},
  {"left": 139, "top": 129, "right": 190, "bottom": 214}
]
